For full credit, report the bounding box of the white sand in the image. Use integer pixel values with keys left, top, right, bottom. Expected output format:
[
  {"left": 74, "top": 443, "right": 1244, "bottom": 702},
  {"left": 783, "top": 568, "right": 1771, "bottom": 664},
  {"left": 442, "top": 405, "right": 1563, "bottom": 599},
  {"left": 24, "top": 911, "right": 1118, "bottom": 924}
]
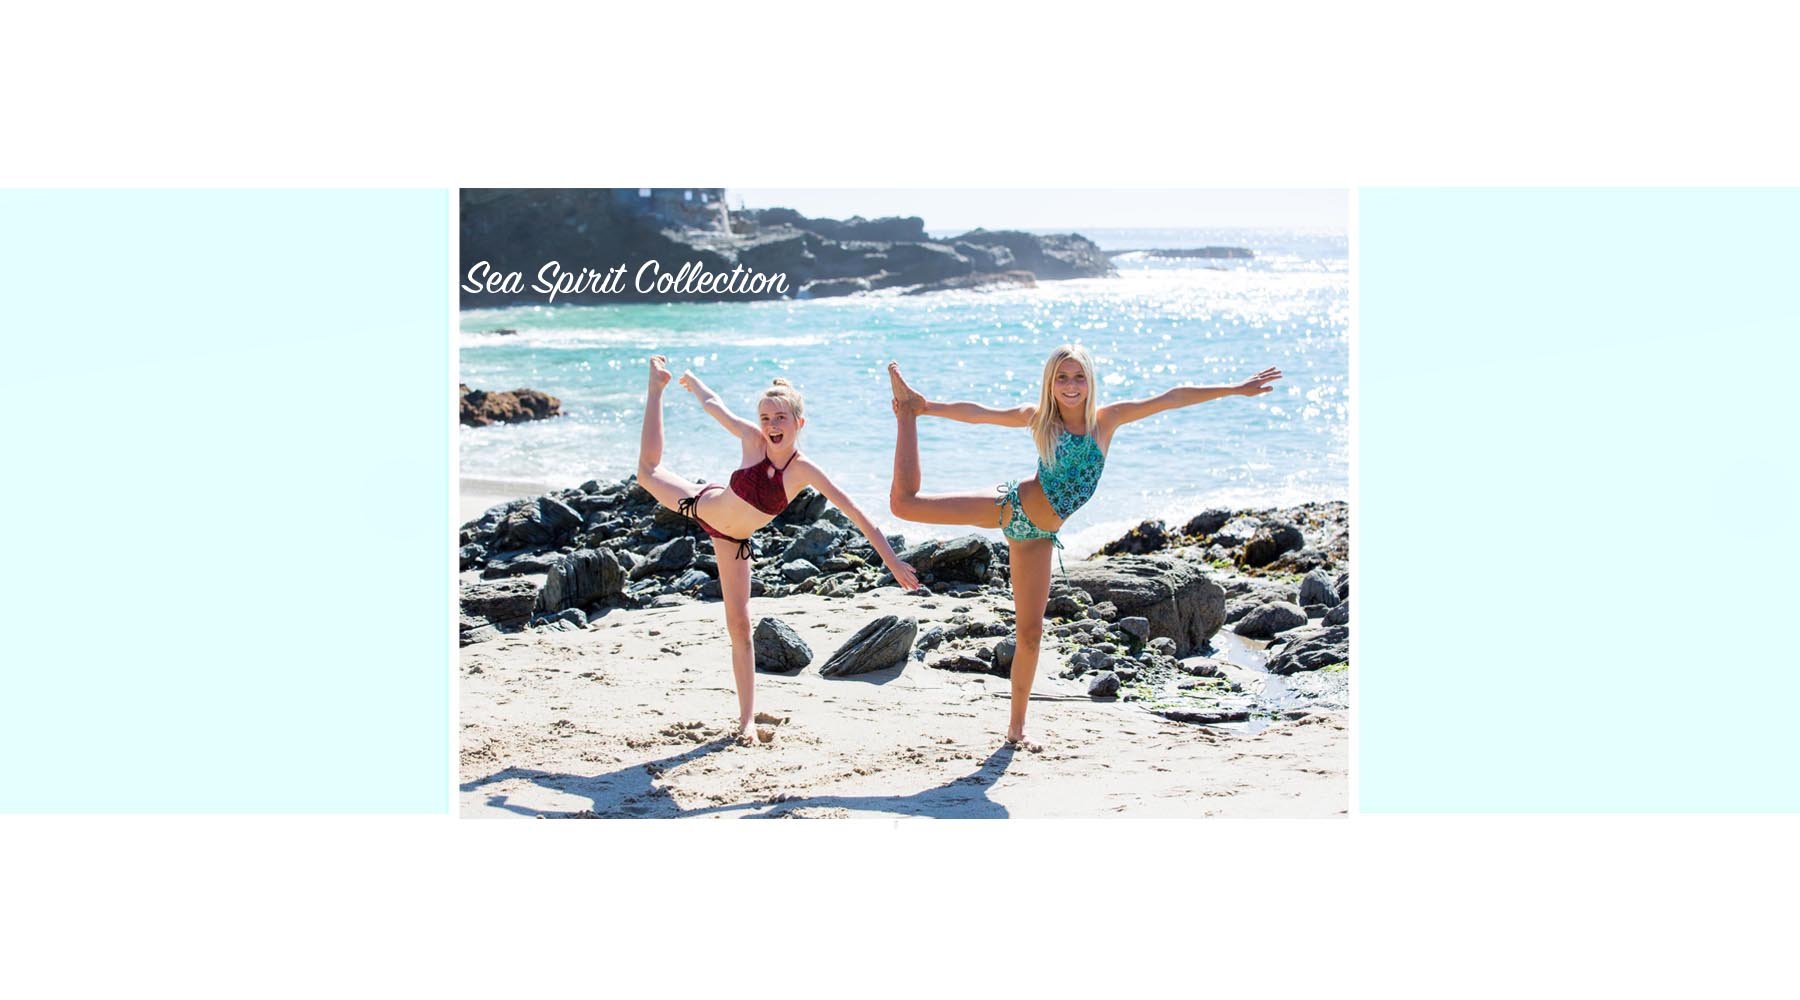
[{"left": 460, "top": 588, "right": 1347, "bottom": 819}]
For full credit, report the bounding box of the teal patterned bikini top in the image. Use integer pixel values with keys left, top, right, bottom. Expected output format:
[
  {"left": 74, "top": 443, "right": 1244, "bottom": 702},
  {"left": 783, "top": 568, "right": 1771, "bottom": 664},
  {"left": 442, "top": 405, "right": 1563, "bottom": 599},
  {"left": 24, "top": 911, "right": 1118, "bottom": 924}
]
[{"left": 1037, "top": 429, "right": 1106, "bottom": 519}]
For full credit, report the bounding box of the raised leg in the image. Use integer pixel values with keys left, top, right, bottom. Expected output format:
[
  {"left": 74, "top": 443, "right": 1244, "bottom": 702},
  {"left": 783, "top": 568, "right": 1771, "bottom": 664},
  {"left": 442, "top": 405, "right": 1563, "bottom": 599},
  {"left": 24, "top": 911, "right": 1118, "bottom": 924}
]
[
  {"left": 710, "top": 535, "right": 761, "bottom": 742},
  {"left": 1005, "top": 537, "right": 1055, "bottom": 751},
  {"left": 636, "top": 355, "right": 703, "bottom": 512},
  {"left": 887, "top": 362, "right": 1008, "bottom": 527}
]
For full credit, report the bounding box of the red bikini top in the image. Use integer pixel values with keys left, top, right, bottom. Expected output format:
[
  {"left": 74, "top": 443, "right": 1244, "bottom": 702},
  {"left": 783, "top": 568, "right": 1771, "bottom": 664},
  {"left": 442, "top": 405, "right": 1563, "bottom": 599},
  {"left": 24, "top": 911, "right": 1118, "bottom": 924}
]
[{"left": 729, "top": 451, "right": 798, "bottom": 516}]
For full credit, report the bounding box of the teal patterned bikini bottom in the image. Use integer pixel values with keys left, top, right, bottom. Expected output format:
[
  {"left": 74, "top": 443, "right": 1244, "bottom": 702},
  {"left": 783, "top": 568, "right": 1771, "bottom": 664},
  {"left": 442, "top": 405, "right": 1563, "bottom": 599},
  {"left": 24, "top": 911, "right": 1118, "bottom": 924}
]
[{"left": 996, "top": 481, "right": 1067, "bottom": 571}]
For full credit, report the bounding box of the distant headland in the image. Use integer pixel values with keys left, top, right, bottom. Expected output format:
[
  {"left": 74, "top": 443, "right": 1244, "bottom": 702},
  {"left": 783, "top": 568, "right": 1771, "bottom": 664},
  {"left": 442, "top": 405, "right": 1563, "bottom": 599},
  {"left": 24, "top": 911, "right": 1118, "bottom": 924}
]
[{"left": 458, "top": 188, "right": 1118, "bottom": 307}]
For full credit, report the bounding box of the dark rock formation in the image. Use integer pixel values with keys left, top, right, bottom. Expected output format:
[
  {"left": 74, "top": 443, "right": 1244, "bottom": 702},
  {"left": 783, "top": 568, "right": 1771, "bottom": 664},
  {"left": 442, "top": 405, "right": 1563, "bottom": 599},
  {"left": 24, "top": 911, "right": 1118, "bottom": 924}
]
[
  {"left": 1266, "top": 625, "right": 1349, "bottom": 675},
  {"left": 1061, "top": 556, "right": 1226, "bottom": 657},
  {"left": 460, "top": 190, "right": 1113, "bottom": 306},
  {"left": 753, "top": 618, "right": 812, "bottom": 673},
  {"left": 818, "top": 615, "right": 918, "bottom": 677},
  {"left": 1234, "top": 601, "right": 1308, "bottom": 639},
  {"left": 460, "top": 384, "right": 561, "bottom": 427}
]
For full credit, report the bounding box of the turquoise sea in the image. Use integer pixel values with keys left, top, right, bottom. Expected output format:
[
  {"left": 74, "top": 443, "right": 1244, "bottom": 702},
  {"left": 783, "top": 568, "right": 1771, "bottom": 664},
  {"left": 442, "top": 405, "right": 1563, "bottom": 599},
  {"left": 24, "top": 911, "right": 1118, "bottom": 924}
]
[{"left": 459, "top": 227, "right": 1348, "bottom": 556}]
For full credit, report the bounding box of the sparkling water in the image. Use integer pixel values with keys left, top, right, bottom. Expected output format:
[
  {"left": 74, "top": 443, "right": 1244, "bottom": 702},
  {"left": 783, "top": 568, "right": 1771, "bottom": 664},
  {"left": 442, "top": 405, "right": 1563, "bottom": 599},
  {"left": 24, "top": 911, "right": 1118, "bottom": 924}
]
[{"left": 459, "top": 227, "right": 1348, "bottom": 555}]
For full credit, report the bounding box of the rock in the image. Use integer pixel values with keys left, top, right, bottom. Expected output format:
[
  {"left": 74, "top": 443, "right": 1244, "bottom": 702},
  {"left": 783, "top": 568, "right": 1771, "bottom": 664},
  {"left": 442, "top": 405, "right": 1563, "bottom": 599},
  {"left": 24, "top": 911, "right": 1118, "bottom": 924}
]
[
  {"left": 1266, "top": 625, "right": 1350, "bottom": 675},
  {"left": 1234, "top": 601, "right": 1309, "bottom": 639},
  {"left": 536, "top": 547, "right": 627, "bottom": 613},
  {"left": 948, "top": 229, "right": 1113, "bottom": 280},
  {"left": 460, "top": 577, "right": 541, "bottom": 634},
  {"left": 1324, "top": 600, "right": 1349, "bottom": 626},
  {"left": 781, "top": 559, "right": 820, "bottom": 583},
  {"left": 495, "top": 495, "right": 583, "bottom": 550},
  {"left": 778, "top": 523, "right": 840, "bottom": 565},
  {"left": 993, "top": 637, "right": 1017, "bottom": 672},
  {"left": 1148, "top": 637, "right": 1177, "bottom": 657},
  {"left": 1115, "top": 616, "right": 1151, "bottom": 643},
  {"left": 1302, "top": 603, "right": 1330, "bottom": 618},
  {"left": 753, "top": 618, "right": 812, "bottom": 673},
  {"left": 1089, "top": 600, "right": 1118, "bottom": 622},
  {"left": 1334, "top": 571, "right": 1349, "bottom": 602},
  {"left": 898, "top": 534, "right": 995, "bottom": 584},
  {"left": 667, "top": 569, "right": 711, "bottom": 593},
  {"left": 928, "top": 651, "right": 991, "bottom": 673},
  {"left": 698, "top": 577, "right": 767, "bottom": 599},
  {"left": 1067, "top": 647, "right": 1112, "bottom": 674},
  {"left": 1088, "top": 671, "right": 1120, "bottom": 698},
  {"left": 1098, "top": 519, "right": 1170, "bottom": 556},
  {"left": 818, "top": 615, "right": 918, "bottom": 677},
  {"left": 773, "top": 487, "right": 830, "bottom": 526},
  {"left": 633, "top": 535, "right": 697, "bottom": 579},
  {"left": 1183, "top": 509, "right": 1232, "bottom": 537},
  {"left": 460, "top": 384, "right": 561, "bottom": 427},
  {"left": 1243, "top": 521, "right": 1305, "bottom": 567},
  {"left": 1299, "top": 568, "right": 1337, "bottom": 608},
  {"left": 1061, "top": 556, "right": 1225, "bottom": 656},
  {"left": 1179, "top": 657, "right": 1224, "bottom": 677}
]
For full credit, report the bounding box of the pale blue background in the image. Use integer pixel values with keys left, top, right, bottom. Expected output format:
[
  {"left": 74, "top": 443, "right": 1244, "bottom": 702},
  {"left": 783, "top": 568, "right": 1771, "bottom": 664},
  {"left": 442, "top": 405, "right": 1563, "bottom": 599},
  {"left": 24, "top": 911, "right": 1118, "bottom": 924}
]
[
  {"left": 0, "top": 190, "right": 449, "bottom": 812},
  {"left": 1359, "top": 189, "right": 1800, "bottom": 811}
]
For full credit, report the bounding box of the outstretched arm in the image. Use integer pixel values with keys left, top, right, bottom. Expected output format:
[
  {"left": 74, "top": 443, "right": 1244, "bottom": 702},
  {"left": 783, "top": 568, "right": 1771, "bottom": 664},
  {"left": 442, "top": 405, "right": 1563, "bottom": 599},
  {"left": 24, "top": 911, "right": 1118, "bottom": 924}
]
[
  {"left": 678, "top": 370, "right": 760, "bottom": 442},
  {"left": 796, "top": 462, "right": 920, "bottom": 592},
  {"left": 923, "top": 400, "right": 1035, "bottom": 427},
  {"left": 1100, "top": 366, "right": 1282, "bottom": 432}
]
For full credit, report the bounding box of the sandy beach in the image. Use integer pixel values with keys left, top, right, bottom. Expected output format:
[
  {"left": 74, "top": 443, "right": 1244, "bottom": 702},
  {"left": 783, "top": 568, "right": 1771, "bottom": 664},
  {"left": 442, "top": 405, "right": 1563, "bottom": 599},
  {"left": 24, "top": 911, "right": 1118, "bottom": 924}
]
[{"left": 459, "top": 583, "right": 1347, "bottom": 819}]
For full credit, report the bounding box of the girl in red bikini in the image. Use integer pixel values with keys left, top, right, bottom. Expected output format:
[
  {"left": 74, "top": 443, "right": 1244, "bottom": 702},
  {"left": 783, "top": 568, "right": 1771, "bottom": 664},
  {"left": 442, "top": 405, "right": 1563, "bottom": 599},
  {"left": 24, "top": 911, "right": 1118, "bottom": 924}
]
[{"left": 637, "top": 356, "right": 920, "bottom": 743}]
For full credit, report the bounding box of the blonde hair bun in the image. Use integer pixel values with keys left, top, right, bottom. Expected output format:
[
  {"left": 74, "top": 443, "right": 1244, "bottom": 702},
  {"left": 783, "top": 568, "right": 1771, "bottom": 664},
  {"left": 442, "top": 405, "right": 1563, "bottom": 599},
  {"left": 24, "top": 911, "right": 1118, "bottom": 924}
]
[{"left": 761, "top": 377, "right": 805, "bottom": 420}]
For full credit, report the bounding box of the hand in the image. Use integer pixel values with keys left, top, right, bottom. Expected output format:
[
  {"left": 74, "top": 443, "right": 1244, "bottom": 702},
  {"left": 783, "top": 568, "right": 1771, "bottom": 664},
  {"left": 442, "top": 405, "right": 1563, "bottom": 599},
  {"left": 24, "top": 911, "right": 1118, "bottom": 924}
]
[
  {"left": 1236, "top": 366, "right": 1282, "bottom": 396},
  {"left": 888, "top": 560, "right": 920, "bottom": 592},
  {"left": 678, "top": 371, "right": 706, "bottom": 396}
]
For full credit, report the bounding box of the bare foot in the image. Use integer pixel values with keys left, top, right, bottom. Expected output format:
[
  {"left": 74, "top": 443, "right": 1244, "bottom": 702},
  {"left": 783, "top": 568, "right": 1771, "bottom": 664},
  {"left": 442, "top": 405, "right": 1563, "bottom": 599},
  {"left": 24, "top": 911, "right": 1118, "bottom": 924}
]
[
  {"left": 649, "top": 355, "right": 672, "bottom": 390},
  {"left": 1005, "top": 732, "right": 1043, "bottom": 754},
  {"left": 887, "top": 362, "right": 927, "bottom": 416},
  {"left": 754, "top": 711, "right": 788, "bottom": 726},
  {"left": 735, "top": 720, "right": 757, "bottom": 746}
]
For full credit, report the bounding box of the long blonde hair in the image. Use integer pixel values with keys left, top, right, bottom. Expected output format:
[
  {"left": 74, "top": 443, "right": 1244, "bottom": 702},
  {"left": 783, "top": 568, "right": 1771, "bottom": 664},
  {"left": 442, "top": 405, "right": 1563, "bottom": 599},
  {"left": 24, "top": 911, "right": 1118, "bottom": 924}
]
[
  {"left": 762, "top": 376, "right": 805, "bottom": 420},
  {"left": 1030, "top": 344, "right": 1097, "bottom": 465}
]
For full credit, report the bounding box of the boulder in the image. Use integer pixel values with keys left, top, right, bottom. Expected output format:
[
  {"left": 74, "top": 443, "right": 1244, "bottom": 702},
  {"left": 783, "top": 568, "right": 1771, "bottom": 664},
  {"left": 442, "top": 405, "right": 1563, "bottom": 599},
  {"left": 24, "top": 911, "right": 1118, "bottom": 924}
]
[
  {"left": 781, "top": 559, "right": 821, "bottom": 583},
  {"left": 1088, "top": 672, "right": 1121, "bottom": 698},
  {"left": 1061, "top": 556, "right": 1225, "bottom": 656},
  {"left": 1235, "top": 601, "right": 1308, "bottom": 639},
  {"left": 1098, "top": 520, "right": 1171, "bottom": 556},
  {"left": 495, "top": 495, "right": 583, "bottom": 550},
  {"left": 1243, "top": 521, "right": 1305, "bottom": 567},
  {"left": 899, "top": 535, "right": 994, "bottom": 584},
  {"left": 1115, "top": 616, "right": 1151, "bottom": 643},
  {"left": 460, "top": 384, "right": 561, "bottom": 427},
  {"left": 818, "top": 615, "right": 918, "bottom": 677},
  {"left": 753, "top": 618, "right": 812, "bottom": 673},
  {"left": 460, "top": 577, "right": 542, "bottom": 637},
  {"left": 536, "top": 548, "right": 626, "bottom": 613},
  {"left": 1182, "top": 509, "right": 1232, "bottom": 537},
  {"left": 778, "top": 523, "right": 840, "bottom": 565},
  {"left": 1265, "top": 625, "right": 1350, "bottom": 675},
  {"left": 633, "top": 535, "right": 697, "bottom": 579},
  {"left": 1299, "top": 568, "right": 1337, "bottom": 608},
  {"left": 1323, "top": 600, "right": 1349, "bottom": 626}
]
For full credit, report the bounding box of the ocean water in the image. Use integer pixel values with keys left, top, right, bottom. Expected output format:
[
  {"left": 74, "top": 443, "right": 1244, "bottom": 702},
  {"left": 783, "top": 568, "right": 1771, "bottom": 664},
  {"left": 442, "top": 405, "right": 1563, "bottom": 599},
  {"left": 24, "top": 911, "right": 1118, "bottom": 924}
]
[{"left": 459, "top": 227, "right": 1348, "bottom": 556}]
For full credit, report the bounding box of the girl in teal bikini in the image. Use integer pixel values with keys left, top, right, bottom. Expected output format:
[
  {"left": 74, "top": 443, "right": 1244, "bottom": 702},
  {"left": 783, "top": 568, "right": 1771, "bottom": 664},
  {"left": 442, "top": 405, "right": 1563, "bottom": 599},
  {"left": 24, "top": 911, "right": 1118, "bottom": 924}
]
[{"left": 887, "top": 345, "right": 1281, "bottom": 751}]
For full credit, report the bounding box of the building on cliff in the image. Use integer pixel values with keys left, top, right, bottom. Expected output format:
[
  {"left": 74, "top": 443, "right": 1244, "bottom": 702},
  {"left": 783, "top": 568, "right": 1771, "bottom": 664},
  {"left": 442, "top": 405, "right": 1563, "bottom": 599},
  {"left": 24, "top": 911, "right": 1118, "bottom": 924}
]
[{"left": 607, "top": 188, "right": 729, "bottom": 234}]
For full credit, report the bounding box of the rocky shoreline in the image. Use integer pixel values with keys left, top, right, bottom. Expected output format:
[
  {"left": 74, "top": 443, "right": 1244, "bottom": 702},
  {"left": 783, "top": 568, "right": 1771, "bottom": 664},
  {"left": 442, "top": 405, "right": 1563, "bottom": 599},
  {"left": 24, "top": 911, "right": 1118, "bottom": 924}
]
[
  {"left": 459, "top": 477, "right": 1350, "bottom": 725},
  {"left": 460, "top": 190, "right": 1114, "bottom": 306}
]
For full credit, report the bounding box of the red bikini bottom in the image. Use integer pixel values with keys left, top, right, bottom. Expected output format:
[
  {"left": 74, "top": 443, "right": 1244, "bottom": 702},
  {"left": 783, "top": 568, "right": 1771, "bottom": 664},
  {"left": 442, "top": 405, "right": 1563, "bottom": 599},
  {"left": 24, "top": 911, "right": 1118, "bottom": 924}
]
[{"left": 677, "top": 484, "right": 753, "bottom": 559}]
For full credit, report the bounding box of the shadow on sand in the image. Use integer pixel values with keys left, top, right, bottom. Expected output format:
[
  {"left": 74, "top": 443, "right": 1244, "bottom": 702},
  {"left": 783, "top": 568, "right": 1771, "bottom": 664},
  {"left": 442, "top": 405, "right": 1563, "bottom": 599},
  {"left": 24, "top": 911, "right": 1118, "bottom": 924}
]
[{"left": 462, "top": 742, "right": 1020, "bottom": 819}]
